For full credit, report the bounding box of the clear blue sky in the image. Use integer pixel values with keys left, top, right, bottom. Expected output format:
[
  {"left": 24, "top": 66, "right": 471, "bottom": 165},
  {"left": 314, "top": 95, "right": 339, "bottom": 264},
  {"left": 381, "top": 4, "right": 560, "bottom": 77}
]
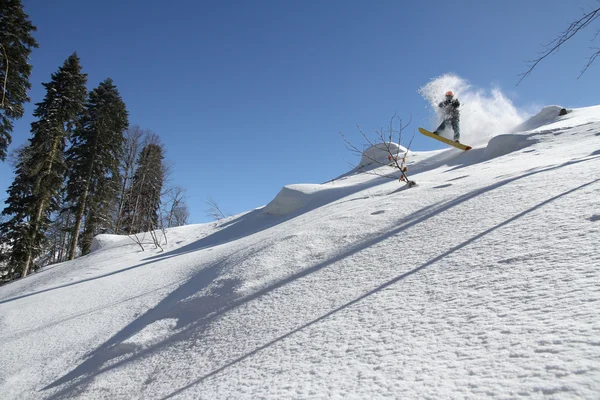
[{"left": 1, "top": 0, "right": 598, "bottom": 223}]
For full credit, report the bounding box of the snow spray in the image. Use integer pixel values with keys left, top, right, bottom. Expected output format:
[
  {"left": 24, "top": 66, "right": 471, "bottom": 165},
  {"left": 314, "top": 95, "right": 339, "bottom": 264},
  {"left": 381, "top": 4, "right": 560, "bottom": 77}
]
[{"left": 418, "top": 74, "right": 526, "bottom": 146}]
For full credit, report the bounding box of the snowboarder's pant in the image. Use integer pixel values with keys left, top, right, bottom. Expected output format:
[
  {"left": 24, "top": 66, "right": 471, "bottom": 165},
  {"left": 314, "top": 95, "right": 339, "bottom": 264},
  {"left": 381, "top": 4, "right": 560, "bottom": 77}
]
[{"left": 436, "top": 117, "right": 460, "bottom": 140}]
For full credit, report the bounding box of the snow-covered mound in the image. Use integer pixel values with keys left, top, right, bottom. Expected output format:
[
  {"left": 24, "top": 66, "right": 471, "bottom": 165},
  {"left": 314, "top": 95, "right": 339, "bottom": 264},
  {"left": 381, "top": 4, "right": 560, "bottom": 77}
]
[
  {"left": 483, "top": 133, "right": 540, "bottom": 159},
  {"left": 263, "top": 179, "right": 378, "bottom": 216},
  {"left": 89, "top": 234, "right": 133, "bottom": 253},
  {"left": 262, "top": 184, "right": 323, "bottom": 216},
  {"left": 512, "top": 105, "right": 567, "bottom": 132},
  {"left": 263, "top": 142, "right": 412, "bottom": 216},
  {"left": 1, "top": 105, "right": 600, "bottom": 400},
  {"left": 358, "top": 142, "right": 407, "bottom": 168}
]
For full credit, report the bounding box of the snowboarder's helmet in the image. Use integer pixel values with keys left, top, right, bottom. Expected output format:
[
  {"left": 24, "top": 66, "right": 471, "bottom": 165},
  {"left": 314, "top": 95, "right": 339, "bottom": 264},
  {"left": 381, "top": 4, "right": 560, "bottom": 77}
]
[{"left": 445, "top": 91, "right": 454, "bottom": 97}]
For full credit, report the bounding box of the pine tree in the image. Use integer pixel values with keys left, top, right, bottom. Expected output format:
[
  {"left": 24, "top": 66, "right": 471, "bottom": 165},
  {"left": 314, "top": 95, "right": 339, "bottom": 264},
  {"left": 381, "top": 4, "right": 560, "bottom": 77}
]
[
  {"left": 0, "top": 145, "right": 34, "bottom": 280},
  {"left": 0, "top": 53, "right": 87, "bottom": 278},
  {"left": 65, "top": 78, "right": 128, "bottom": 259},
  {"left": 122, "top": 141, "right": 165, "bottom": 234},
  {"left": 0, "top": 0, "right": 38, "bottom": 161}
]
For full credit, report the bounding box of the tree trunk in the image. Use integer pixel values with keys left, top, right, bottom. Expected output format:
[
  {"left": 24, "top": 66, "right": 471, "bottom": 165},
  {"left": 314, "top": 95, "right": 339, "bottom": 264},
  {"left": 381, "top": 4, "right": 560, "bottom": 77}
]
[
  {"left": 69, "top": 132, "right": 99, "bottom": 260},
  {"left": 129, "top": 170, "right": 147, "bottom": 234},
  {"left": 58, "top": 212, "right": 70, "bottom": 262},
  {"left": 68, "top": 187, "right": 88, "bottom": 260},
  {"left": 21, "top": 197, "right": 46, "bottom": 277},
  {"left": 23, "top": 137, "right": 61, "bottom": 276},
  {"left": 115, "top": 174, "right": 129, "bottom": 234}
]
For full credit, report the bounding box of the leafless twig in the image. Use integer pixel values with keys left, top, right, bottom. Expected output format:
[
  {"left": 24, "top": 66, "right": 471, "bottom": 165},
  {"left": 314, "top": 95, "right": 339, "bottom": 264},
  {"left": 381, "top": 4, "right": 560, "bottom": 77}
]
[
  {"left": 128, "top": 232, "right": 146, "bottom": 252},
  {"left": 205, "top": 196, "right": 228, "bottom": 221},
  {"left": 149, "top": 229, "right": 164, "bottom": 252},
  {"left": 340, "top": 114, "right": 416, "bottom": 187},
  {"left": 518, "top": 6, "right": 600, "bottom": 84},
  {"left": 580, "top": 47, "right": 600, "bottom": 76}
]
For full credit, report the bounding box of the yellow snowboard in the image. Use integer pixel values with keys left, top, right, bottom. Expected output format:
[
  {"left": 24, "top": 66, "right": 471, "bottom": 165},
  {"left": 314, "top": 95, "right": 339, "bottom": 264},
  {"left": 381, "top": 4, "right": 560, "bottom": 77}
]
[{"left": 418, "top": 127, "right": 472, "bottom": 151}]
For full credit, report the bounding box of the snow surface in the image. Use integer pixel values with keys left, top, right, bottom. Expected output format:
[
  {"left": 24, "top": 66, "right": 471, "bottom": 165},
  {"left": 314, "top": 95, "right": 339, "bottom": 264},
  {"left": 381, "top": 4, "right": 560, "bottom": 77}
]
[{"left": 1, "top": 105, "right": 600, "bottom": 399}]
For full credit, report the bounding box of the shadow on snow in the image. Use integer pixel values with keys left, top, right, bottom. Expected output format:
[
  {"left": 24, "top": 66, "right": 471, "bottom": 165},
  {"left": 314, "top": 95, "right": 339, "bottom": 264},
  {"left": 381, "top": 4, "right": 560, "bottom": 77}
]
[{"left": 42, "top": 155, "right": 600, "bottom": 398}]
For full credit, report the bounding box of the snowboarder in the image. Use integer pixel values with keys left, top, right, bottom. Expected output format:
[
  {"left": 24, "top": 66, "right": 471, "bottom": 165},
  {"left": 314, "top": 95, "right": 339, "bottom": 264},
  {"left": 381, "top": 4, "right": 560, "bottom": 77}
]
[{"left": 433, "top": 91, "right": 460, "bottom": 142}]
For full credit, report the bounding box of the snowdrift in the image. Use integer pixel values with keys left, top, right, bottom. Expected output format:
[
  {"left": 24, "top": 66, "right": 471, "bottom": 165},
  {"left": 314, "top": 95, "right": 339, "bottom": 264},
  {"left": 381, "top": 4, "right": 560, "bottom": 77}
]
[
  {"left": 512, "top": 105, "right": 567, "bottom": 132},
  {"left": 358, "top": 142, "right": 407, "bottom": 168},
  {"left": 262, "top": 184, "right": 323, "bottom": 216},
  {"left": 483, "top": 133, "right": 539, "bottom": 160},
  {"left": 263, "top": 143, "right": 409, "bottom": 216},
  {"left": 89, "top": 234, "right": 134, "bottom": 253}
]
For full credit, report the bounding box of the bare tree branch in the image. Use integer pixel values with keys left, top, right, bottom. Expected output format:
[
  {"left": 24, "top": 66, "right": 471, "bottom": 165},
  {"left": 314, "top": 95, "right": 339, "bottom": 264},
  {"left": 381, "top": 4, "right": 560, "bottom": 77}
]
[
  {"left": 149, "top": 228, "right": 164, "bottom": 252},
  {"left": 340, "top": 114, "right": 416, "bottom": 187},
  {"left": 161, "top": 185, "right": 188, "bottom": 228},
  {"left": 518, "top": 6, "right": 600, "bottom": 85},
  {"left": 115, "top": 126, "right": 145, "bottom": 234},
  {"left": 128, "top": 232, "right": 146, "bottom": 252},
  {"left": 205, "top": 196, "right": 228, "bottom": 221},
  {"left": 580, "top": 47, "right": 600, "bottom": 76}
]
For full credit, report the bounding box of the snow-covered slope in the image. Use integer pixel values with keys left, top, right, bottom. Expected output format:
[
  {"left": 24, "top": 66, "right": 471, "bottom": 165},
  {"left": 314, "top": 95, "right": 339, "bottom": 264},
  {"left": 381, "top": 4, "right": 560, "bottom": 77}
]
[{"left": 1, "top": 105, "right": 600, "bottom": 399}]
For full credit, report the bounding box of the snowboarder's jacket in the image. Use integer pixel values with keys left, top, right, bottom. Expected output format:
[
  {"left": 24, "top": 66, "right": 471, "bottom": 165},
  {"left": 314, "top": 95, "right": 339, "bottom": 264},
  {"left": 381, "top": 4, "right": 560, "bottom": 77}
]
[{"left": 439, "top": 98, "right": 460, "bottom": 119}]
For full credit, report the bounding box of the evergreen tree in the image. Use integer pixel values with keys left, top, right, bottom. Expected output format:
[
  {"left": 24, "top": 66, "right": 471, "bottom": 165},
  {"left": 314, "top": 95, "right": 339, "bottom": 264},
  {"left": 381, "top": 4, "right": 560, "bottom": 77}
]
[
  {"left": 121, "top": 141, "right": 165, "bottom": 234},
  {"left": 0, "top": 145, "right": 34, "bottom": 280},
  {"left": 0, "top": 53, "right": 87, "bottom": 278},
  {"left": 0, "top": 0, "right": 38, "bottom": 161},
  {"left": 65, "top": 78, "right": 128, "bottom": 259}
]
